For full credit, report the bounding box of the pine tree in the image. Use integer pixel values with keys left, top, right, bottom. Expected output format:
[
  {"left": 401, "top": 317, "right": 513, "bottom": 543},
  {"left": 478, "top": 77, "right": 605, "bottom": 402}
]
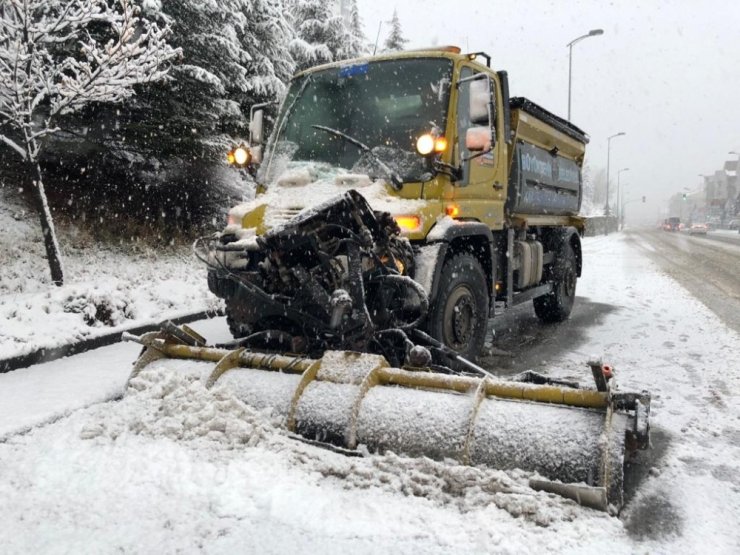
[
  {"left": 383, "top": 9, "right": 407, "bottom": 52},
  {"left": 40, "top": 0, "right": 298, "bottom": 238},
  {"left": 341, "top": 0, "right": 367, "bottom": 59},
  {"left": 288, "top": 0, "right": 348, "bottom": 72},
  {"left": 134, "top": 0, "right": 295, "bottom": 156}
]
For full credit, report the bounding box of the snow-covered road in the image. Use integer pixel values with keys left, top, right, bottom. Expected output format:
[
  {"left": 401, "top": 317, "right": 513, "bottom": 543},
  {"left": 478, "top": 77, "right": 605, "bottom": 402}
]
[{"left": 1, "top": 233, "right": 739, "bottom": 554}]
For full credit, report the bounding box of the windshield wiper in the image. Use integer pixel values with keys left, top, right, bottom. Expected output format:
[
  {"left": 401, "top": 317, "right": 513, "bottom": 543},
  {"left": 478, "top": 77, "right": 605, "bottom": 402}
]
[{"left": 311, "top": 124, "right": 404, "bottom": 190}]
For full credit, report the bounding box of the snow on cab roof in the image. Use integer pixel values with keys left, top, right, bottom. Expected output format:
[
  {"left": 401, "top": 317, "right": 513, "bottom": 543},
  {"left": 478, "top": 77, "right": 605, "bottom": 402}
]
[{"left": 292, "top": 46, "right": 480, "bottom": 80}]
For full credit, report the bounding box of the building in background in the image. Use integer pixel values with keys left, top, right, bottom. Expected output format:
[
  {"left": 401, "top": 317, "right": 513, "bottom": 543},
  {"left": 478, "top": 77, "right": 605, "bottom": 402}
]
[
  {"left": 668, "top": 189, "right": 704, "bottom": 225},
  {"left": 702, "top": 159, "right": 738, "bottom": 226},
  {"left": 669, "top": 157, "right": 739, "bottom": 228}
]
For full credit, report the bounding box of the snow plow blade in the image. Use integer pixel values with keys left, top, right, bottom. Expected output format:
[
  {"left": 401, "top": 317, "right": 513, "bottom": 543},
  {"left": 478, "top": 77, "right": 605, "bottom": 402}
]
[{"left": 125, "top": 327, "right": 650, "bottom": 513}]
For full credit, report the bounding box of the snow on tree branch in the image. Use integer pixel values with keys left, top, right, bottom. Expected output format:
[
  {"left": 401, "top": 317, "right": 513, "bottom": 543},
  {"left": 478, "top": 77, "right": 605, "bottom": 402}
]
[
  {"left": 0, "top": 0, "right": 181, "bottom": 158},
  {"left": 0, "top": 0, "right": 181, "bottom": 286}
]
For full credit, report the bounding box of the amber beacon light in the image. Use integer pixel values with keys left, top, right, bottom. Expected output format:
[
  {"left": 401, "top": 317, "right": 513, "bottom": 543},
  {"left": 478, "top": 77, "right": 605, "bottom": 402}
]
[{"left": 393, "top": 215, "right": 422, "bottom": 232}]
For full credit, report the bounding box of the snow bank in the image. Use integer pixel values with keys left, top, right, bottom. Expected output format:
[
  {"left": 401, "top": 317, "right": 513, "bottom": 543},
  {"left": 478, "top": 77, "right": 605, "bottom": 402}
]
[
  {"left": 0, "top": 364, "right": 625, "bottom": 553},
  {"left": 3, "top": 231, "right": 740, "bottom": 552},
  {"left": 0, "top": 189, "right": 222, "bottom": 359},
  {"left": 82, "top": 365, "right": 589, "bottom": 526}
]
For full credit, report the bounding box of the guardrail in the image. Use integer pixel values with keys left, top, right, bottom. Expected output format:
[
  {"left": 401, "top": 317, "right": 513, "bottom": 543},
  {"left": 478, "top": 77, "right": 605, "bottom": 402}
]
[{"left": 584, "top": 216, "right": 619, "bottom": 236}]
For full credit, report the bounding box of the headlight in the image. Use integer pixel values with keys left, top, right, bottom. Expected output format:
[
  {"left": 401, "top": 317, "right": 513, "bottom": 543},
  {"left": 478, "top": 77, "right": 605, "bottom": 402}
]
[
  {"left": 227, "top": 145, "right": 252, "bottom": 167},
  {"left": 416, "top": 133, "right": 447, "bottom": 157},
  {"left": 416, "top": 134, "right": 435, "bottom": 156},
  {"left": 233, "top": 146, "right": 251, "bottom": 166}
]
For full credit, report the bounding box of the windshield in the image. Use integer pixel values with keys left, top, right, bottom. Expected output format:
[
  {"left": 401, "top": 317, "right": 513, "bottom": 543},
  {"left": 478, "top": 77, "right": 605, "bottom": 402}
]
[{"left": 261, "top": 58, "right": 453, "bottom": 184}]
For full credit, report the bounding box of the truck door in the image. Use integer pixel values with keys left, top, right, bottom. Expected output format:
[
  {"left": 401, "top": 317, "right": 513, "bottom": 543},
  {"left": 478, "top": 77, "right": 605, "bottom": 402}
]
[{"left": 453, "top": 66, "right": 506, "bottom": 229}]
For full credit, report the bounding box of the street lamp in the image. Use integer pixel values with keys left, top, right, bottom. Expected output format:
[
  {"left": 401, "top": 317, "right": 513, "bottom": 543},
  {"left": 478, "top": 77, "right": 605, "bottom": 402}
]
[
  {"left": 616, "top": 167, "right": 630, "bottom": 230},
  {"left": 605, "top": 132, "right": 626, "bottom": 224},
  {"left": 567, "top": 29, "right": 604, "bottom": 121}
]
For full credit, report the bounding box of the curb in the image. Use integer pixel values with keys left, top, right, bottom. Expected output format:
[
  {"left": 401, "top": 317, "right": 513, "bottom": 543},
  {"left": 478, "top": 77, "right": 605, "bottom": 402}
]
[{"left": 0, "top": 310, "right": 222, "bottom": 374}]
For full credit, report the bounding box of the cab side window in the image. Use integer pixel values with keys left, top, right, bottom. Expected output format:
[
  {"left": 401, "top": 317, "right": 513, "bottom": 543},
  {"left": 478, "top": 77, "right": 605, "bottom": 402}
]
[{"left": 457, "top": 68, "right": 497, "bottom": 185}]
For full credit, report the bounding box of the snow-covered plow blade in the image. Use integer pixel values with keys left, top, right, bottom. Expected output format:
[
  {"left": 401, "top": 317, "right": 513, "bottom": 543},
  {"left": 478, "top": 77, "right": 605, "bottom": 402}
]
[{"left": 125, "top": 326, "right": 650, "bottom": 514}]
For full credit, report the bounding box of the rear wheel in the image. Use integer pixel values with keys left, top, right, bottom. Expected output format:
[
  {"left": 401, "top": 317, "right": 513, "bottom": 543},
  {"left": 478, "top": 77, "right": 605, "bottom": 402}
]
[
  {"left": 427, "top": 254, "right": 489, "bottom": 361},
  {"left": 534, "top": 241, "right": 577, "bottom": 323}
]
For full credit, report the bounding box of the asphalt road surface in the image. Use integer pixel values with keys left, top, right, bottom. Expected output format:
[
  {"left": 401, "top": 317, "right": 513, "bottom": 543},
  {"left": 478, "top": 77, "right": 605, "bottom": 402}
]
[
  {"left": 626, "top": 228, "right": 740, "bottom": 335},
  {"left": 476, "top": 227, "right": 740, "bottom": 530},
  {"left": 480, "top": 228, "right": 740, "bottom": 376}
]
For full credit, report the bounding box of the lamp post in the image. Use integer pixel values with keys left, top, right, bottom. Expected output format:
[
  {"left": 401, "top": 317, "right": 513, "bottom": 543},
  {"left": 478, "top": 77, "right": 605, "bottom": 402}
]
[
  {"left": 567, "top": 29, "right": 604, "bottom": 121},
  {"left": 681, "top": 186, "right": 693, "bottom": 225},
  {"left": 616, "top": 167, "right": 630, "bottom": 230},
  {"left": 605, "top": 132, "right": 625, "bottom": 234}
]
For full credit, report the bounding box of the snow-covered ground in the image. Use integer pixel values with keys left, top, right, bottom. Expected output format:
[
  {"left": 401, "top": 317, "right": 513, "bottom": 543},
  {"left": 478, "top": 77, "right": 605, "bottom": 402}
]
[
  {"left": 0, "top": 190, "right": 221, "bottom": 359},
  {"left": 1, "top": 233, "right": 739, "bottom": 553}
]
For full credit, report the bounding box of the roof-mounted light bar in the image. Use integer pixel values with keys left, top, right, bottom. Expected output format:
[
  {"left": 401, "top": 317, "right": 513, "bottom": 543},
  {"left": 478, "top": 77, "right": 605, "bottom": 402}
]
[{"left": 405, "top": 45, "right": 462, "bottom": 54}]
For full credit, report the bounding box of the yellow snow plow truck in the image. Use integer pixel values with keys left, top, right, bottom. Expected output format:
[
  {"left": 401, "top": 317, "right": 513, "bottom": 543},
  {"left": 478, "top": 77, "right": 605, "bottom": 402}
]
[{"left": 127, "top": 47, "right": 650, "bottom": 513}]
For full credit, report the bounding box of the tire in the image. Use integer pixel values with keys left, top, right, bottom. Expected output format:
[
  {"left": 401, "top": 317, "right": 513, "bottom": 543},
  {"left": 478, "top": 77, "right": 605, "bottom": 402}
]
[
  {"left": 534, "top": 241, "right": 577, "bottom": 323},
  {"left": 226, "top": 303, "right": 252, "bottom": 339},
  {"left": 427, "top": 254, "right": 489, "bottom": 360}
]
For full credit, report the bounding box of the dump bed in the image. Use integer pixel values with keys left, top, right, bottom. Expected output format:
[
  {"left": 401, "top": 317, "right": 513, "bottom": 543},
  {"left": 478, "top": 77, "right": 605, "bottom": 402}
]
[{"left": 506, "top": 97, "right": 588, "bottom": 217}]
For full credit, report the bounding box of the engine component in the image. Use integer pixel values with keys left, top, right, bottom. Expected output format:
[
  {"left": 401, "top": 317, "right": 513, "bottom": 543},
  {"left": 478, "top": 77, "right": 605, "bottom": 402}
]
[{"left": 198, "top": 191, "right": 430, "bottom": 368}]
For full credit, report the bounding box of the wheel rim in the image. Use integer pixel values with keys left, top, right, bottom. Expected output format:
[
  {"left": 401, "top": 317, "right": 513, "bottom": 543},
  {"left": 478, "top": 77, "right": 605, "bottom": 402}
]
[{"left": 442, "top": 286, "right": 477, "bottom": 351}]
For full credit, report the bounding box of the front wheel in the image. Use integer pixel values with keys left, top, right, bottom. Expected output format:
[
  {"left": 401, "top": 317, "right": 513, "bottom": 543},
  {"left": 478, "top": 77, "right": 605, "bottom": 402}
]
[
  {"left": 226, "top": 303, "right": 252, "bottom": 339},
  {"left": 427, "top": 254, "right": 489, "bottom": 361},
  {"left": 534, "top": 241, "right": 577, "bottom": 323}
]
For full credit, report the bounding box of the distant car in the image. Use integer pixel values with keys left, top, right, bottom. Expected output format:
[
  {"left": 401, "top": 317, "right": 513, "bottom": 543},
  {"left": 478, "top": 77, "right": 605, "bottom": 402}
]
[
  {"left": 728, "top": 219, "right": 740, "bottom": 230},
  {"left": 689, "top": 223, "right": 708, "bottom": 235}
]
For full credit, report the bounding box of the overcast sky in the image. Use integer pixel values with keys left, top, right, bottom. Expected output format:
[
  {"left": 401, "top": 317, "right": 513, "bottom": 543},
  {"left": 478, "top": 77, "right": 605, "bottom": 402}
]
[{"left": 360, "top": 0, "right": 740, "bottom": 222}]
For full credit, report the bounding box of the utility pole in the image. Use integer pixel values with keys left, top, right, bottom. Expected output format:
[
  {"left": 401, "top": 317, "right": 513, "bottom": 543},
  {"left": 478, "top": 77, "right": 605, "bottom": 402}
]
[
  {"left": 616, "top": 167, "right": 629, "bottom": 230},
  {"left": 373, "top": 21, "right": 382, "bottom": 55},
  {"left": 605, "top": 131, "right": 625, "bottom": 234}
]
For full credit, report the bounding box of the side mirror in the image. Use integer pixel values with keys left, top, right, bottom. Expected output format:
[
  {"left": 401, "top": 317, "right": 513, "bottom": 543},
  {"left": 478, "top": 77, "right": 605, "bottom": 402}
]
[
  {"left": 251, "top": 145, "right": 262, "bottom": 165},
  {"left": 465, "top": 126, "right": 491, "bottom": 152},
  {"left": 249, "top": 108, "right": 264, "bottom": 146},
  {"left": 463, "top": 75, "right": 497, "bottom": 150},
  {"left": 469, "top": 80, "right": 490, "bottom": 125}
]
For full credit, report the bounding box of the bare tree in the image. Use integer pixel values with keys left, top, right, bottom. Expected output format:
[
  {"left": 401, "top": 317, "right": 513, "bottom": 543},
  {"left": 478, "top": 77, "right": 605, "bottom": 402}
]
[{"left": 0, "top": 0, "right": 179, "bottom": 285}]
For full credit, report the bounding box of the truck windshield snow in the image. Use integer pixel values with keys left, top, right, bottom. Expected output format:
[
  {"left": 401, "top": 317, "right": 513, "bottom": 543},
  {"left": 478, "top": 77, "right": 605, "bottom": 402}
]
[{"left": 262, "top": 58, "right": 453, "bottom": 183}]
